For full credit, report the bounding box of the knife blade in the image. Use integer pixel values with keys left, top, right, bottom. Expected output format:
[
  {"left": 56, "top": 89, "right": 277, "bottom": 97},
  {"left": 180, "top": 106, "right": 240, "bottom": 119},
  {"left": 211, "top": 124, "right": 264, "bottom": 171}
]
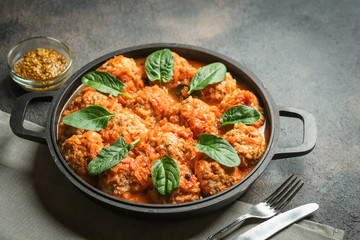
[{"left": 233, "top": 203, "right": 319, "bottom": 240}]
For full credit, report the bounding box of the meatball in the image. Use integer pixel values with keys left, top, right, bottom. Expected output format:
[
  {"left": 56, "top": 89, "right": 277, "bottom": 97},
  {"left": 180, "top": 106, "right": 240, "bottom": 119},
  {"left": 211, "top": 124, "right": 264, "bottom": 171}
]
[
  {"left": 97, "top": 55, "right": 144, "bottom": 94},
  {"left": 147, "top": 164, "right": 201, "bottom": 204},
  {"left": 157, "top": 51, "right": 198, "bottom": 90},
  {"left": 200, "top": 72, "right": 237, "bottom": 105},
  {"left": 59, "top": 131, "right": 104, "bottom": 176},
  {"left": 99, "top": 107, "right": 149, "bottom": 146},
  {"left": 180, "top": 96, "right": 220, "bottom": 137},
  {"left": 98, "top": 155, "right": 152, "bottom": 203},
  {"left": 62, "top": 87, "right": 117, "bottom": 114},
  {"left": 58, "top": 87, "right": 117, "bottom": 143},
  {"left": 219, "top": 89, "right": 265, "bottom": 128},
  {"left": 148, "top": 122, "right": 197, "bottom": 170},
  {"left": 130, "top": 85, "right": 180, "bottom": 123},
  {"left": 194, "top": 157, "right": 242, "bottom": 196},
  {"left": 223, "top": 123, "right": 266, "bottom": 168}
]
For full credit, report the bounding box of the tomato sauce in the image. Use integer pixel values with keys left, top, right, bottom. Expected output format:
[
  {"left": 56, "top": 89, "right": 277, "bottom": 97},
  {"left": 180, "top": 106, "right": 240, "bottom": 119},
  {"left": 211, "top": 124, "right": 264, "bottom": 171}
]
[{"left": 57, "top": 51, "right": 267, "bottom": 204}]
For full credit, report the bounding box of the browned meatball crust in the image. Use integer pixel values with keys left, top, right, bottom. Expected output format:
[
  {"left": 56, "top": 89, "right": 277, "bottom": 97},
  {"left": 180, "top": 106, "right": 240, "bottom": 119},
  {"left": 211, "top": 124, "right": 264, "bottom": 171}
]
[{"left": 223, "top": 123, "right": 266, "bottom": 168}]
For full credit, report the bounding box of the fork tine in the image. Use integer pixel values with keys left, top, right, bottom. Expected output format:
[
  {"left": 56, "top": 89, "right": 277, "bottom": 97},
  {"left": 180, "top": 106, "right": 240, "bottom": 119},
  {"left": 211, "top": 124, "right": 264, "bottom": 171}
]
[
  {"left": 269, "top": 177, "right": 300, "bottom": 205},
  {"left": 275, "top": 181, "right": 304, "bottom": 211},
  {"left": 264, "top": 175, "right": 295, "bottom": 203},
  {"left": 267, "top": 176, "right": 303, "bottom": 210}
]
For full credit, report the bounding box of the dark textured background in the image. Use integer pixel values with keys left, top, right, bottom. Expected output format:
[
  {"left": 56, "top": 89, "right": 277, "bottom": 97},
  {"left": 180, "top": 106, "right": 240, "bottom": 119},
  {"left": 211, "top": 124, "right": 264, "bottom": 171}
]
[{"left": 1, "top": 0, "right": 359, "bottom": 239}]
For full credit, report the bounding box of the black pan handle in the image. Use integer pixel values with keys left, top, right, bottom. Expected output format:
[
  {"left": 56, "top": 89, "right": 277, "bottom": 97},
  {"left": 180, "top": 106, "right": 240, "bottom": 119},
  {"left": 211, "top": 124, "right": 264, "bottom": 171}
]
[
  {"left": 273, "top": 106, "right": 317, "bottom": 159},
  {"left": 10, "top": 91, "right": 56, "bottom": 144}
]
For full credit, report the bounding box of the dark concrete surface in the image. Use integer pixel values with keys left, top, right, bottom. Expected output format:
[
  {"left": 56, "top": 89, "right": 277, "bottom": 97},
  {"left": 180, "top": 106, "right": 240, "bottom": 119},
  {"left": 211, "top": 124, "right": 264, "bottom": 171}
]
[{"left": 1, "top": 0, "right": 359, "bottom": 239}]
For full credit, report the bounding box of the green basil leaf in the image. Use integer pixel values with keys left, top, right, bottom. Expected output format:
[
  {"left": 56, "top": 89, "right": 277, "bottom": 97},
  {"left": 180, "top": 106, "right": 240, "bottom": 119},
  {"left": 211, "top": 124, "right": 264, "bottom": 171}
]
[
  {"left": 62, "top": 105, "right": 115, "bottom": 131},
  {"left": 151, "top": 155, "right": 180, "bottom": 195},
  {"left": 220, "top": 105, "right": 261, "bottom": 127},
  {"left": 81, "top": 71, "right": 131, "bottom": 98},
  {"left": 145, "top": 49, "right": 174, "bottom": 85},
  {"left": 169, "top": 84, "right": 188, "bottom": 100},
  {"left": 193, "top": 134, "right": 240, "bottom": 167},
  {"left": 88, "top": 137, "right": 140, "bottom": 176},
  {"left": 169, "top": 84, "right": 203, "bottom": 100},
  {"left": 188, "top": 62, "right": 226, "bottom": 94}
]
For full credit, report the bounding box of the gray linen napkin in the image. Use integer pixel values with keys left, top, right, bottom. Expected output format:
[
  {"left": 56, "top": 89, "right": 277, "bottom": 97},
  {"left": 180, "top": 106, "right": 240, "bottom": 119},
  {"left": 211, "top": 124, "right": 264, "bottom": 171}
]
[{"left": 0, "top": 110, "right": 344, "bottom": 240}]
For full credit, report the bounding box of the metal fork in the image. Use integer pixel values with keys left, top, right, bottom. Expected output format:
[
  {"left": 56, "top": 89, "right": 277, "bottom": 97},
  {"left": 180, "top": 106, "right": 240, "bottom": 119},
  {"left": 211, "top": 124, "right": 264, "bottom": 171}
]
[{"left": 207, "top": 175, "right": 304, "bottom": 240}]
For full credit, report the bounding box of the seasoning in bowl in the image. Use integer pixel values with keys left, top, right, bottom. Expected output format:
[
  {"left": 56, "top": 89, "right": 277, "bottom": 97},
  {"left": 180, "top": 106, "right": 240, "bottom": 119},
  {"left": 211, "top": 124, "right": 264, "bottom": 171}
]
[
  {"left": 14, "top": 48, "right": 68, "bottom": 81},
  {"left": 7, "top": 36, "right": 72, "bottom": 92}
]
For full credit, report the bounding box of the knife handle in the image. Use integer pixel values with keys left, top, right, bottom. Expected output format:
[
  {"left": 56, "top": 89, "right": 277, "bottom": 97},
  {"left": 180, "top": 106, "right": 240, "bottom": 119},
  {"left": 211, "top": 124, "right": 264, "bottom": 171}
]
[{"left": 208, "top": 214, "right": 250, "bottom": 240}]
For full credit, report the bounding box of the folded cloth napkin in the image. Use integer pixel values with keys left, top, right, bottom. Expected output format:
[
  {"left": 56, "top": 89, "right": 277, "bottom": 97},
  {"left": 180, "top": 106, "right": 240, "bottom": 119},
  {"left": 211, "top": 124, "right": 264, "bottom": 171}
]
[{"left": 0, "top": 110, "right": 344, "bottom": 240}]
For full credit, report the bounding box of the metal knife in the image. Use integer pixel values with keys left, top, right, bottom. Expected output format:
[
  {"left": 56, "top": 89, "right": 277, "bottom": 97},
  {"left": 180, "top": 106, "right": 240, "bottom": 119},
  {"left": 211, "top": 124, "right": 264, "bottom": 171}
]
[{"left": 233, "top": 203, "right": 319, "bottom": 240}]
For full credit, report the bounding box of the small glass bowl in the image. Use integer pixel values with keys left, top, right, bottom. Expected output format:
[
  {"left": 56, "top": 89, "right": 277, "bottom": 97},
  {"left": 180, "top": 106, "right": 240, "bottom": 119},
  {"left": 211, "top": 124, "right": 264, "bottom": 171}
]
[{"left": 7, "top": 36, "right": 72, "bottom": 92}]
